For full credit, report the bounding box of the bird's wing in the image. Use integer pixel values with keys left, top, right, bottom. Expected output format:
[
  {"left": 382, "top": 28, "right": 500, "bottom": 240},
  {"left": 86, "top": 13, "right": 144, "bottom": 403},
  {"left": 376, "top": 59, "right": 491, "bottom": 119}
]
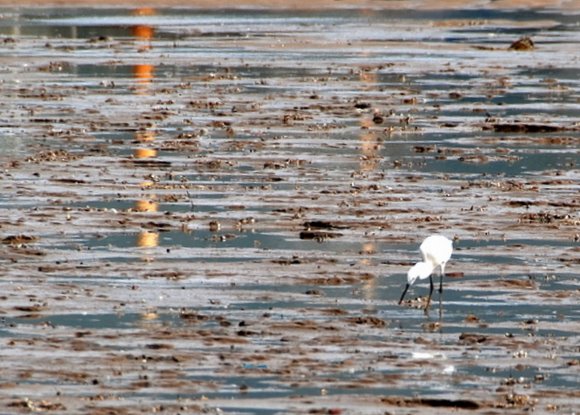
[{"left": 420, "top": 235, "right": 452, "bottom": 265}]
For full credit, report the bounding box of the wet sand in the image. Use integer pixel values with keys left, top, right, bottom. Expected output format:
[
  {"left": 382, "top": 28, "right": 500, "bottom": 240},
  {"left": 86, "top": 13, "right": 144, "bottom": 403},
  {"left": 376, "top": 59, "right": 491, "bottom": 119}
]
[{"left": 0, "top": 3, "right": 579, "bottom": 415}]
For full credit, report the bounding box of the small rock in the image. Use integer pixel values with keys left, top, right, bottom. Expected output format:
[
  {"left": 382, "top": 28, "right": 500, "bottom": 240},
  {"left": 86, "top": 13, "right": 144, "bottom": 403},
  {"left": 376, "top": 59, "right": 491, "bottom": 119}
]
[
  {"left": 509, "top": 36, "right": 534, "bottom": 51},
  {"left": 208, "top": 220, "right": 221, "bottom": 232}
]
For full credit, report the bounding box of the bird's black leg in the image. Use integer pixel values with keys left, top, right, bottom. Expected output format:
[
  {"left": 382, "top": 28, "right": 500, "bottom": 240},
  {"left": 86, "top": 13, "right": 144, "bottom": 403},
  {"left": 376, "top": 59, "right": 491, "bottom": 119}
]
[
  {"left": 438, "top": 268, "right": 445, "bottom": 318},
  {"left": 399, "top": 283, "right": 410, "bottom": 305},
  {"left": 424, "top": 275, "right": 434, "bottom": 313}
]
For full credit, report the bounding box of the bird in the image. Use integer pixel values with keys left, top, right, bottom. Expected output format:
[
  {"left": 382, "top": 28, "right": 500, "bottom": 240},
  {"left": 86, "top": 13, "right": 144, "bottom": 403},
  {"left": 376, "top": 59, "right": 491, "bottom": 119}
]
[{"left": 398, "top": 235, "right": 453, "bottom": 313}]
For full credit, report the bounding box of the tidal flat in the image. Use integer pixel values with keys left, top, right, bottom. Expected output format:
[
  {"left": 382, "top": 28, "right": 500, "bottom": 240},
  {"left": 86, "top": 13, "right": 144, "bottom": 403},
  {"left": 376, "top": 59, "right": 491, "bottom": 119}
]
[{"left": 0, "top": 3, "right": 579, "bottom": 414}]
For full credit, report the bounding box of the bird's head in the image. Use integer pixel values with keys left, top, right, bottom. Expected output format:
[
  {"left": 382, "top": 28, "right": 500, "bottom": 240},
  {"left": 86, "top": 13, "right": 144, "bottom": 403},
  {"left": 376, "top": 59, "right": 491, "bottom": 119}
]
[{"left": 407, "top": 261, "right": 433, "bottom": 285}]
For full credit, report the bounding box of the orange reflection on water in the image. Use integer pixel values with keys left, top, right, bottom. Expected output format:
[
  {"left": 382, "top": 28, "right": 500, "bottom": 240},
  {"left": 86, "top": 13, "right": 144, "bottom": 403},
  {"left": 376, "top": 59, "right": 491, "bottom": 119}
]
[
  {"left": 359, "top": 120, "right": 380, "bottom": 172},
  {"left": 359, "top": 69, "right": 378, "bottom": 86},
  {"left": 136, "top": 230, "right": 159, "bottom": 248},
  {"left": 133, "top": 24, "right": 154, "bottom": 40},
  {"left": 358, "top": 66, "right": 382, "bottom": 172},
  {"left": 141, "top": 311, "right": 159, "bottom": 321},
  {"left": 133, "top": 147, "right": 157, "bottom": 159},
  {"left": 360, "top": 242, "right": 376, "bottom": 255},
  {"left": 133, "top": 63, "right": 155, "bottom": 84},
  {"left": 134, "top": 199, "right": 158, "bottom": 213},
  {"left": 132, "top": 7, "right": 155, "bottom": 52},
  {"left": 362, "top": 276, "right": 377, "bottom": 303},
  {"left": 131, "top": 8, "right": 160, "bottom": 256},
  {"left": 135, "top": 130, "right": 156, "bottom": 143},
  {"left": 134, "top": 130, "right": 157, "bottom": 159},
  {"left": 132, "top": 8, "right": 156, "bottom": 88},
  {"left": 133, "top": 7, "right": 156, "bottom": 17},
  {"left": 360, "top": 241, "right": 378, "bottom": 303}
]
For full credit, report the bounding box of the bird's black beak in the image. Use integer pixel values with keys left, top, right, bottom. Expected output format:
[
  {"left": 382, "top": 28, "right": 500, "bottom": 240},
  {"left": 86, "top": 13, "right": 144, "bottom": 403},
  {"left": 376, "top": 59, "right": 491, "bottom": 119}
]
[{"left": 399, "top": 283, "right": 410, "bottom": 305}]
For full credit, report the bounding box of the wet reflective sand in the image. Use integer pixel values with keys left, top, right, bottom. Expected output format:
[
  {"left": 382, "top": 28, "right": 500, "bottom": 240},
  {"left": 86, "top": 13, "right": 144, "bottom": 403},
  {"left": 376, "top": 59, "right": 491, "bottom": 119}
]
[{"left": 0, "top": 4, "right": 579, "bottom": 414}]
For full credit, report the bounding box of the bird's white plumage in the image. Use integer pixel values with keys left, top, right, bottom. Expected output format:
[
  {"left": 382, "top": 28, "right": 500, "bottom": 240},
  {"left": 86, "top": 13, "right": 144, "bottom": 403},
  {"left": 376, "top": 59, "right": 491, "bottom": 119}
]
[
  {"left": 400, "top": 234, "right": 453, "bottom": 311},
  {"left": 406, "top": 261, "right": 433, "bottom": 285},
  {"left": 419, "top": 234, "right": 453, "bottom": 274},
  {"left": 406, "top": 235, "right": 452, "bottom": 285}
]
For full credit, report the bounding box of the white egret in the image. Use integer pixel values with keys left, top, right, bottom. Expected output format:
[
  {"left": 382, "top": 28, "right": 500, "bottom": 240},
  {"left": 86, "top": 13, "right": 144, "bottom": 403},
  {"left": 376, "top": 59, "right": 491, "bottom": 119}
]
[{"left": 398, "top": 235, "right": 453, "bottom": 313}]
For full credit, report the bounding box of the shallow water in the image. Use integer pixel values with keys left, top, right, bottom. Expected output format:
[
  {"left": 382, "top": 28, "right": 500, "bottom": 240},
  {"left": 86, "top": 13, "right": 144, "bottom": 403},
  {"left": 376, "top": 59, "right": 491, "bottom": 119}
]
[{"left": 0, "top": 5, "right": 579, "bottom": 414}]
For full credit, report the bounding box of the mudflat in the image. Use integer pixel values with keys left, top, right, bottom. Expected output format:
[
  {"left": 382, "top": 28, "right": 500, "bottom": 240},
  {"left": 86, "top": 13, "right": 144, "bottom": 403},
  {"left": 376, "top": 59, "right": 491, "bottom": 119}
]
[{"left": 0, "top": 3, "right": 578, "bottom": 415}]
